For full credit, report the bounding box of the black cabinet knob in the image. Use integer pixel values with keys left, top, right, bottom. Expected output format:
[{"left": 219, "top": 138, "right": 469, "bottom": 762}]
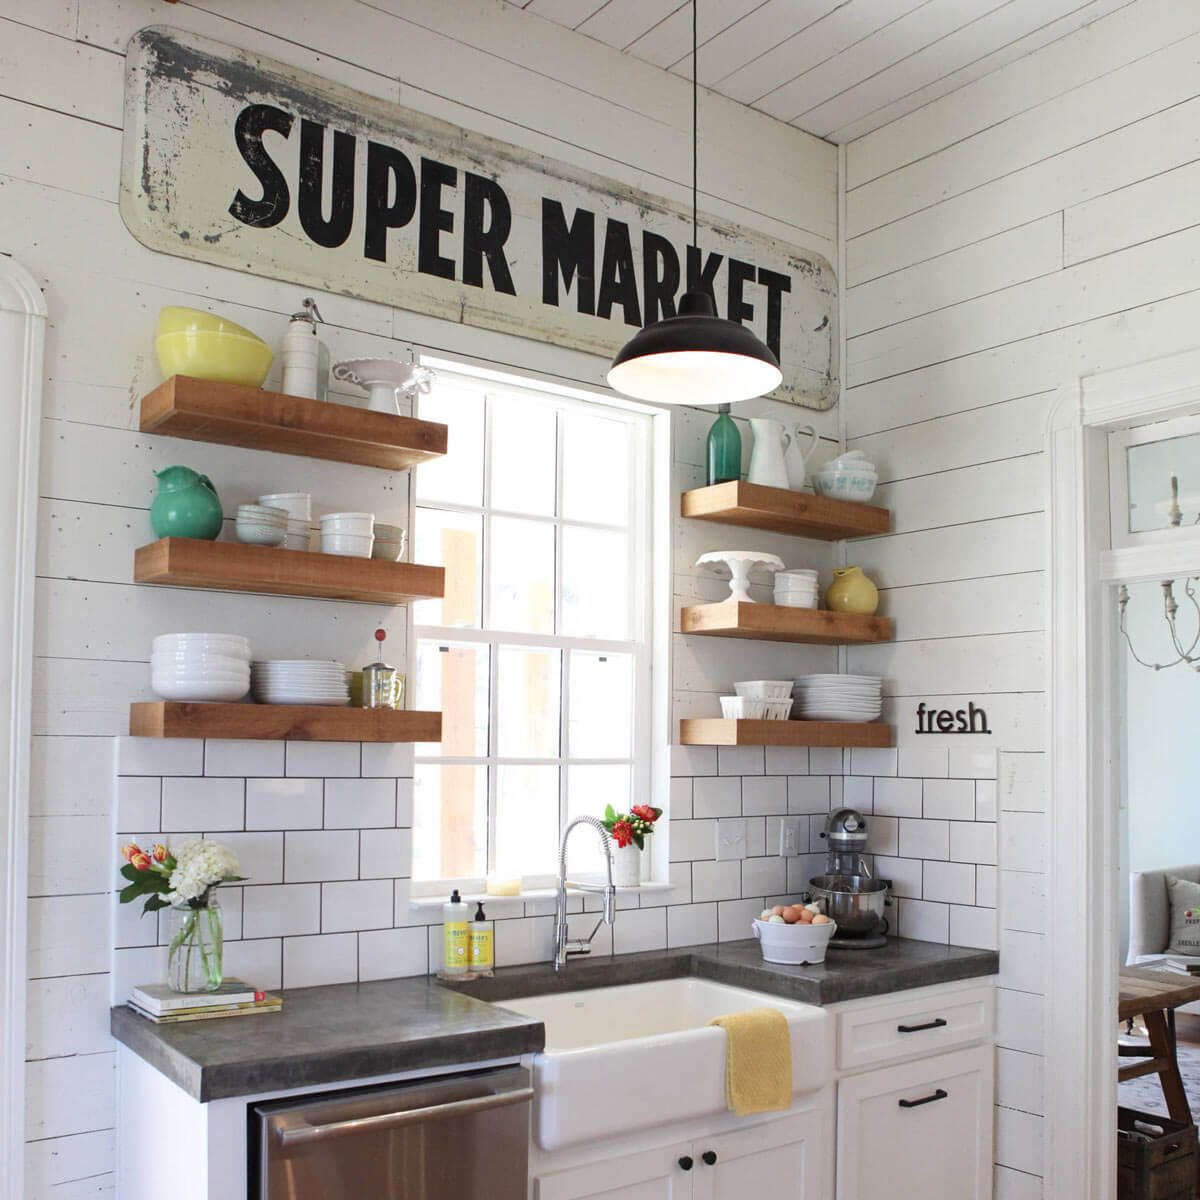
[
  {"left": 678, "top": 1157, "right": 693, "bottom": 1171},
  {"left": 702, "top": 1151, "right": 718, "bottom": 1166}
]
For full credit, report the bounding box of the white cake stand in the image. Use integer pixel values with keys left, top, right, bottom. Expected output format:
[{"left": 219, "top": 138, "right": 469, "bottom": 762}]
[
  {"left": 331, "top": 358, "right": 435, "bottom": 414},
  {"left": 696, "top": 551, "right": 786, "bottom": 603}
]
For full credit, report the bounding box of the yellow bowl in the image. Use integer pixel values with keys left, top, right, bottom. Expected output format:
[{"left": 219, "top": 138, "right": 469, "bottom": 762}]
[
  {"left": 156, "top": 330, "right": 273, "bottom": 387},
  {"left": 157, "top": 306, "right": 261, "bottom": 339}
]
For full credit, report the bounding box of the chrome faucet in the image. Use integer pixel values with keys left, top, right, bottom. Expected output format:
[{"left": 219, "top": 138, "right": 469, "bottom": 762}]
[{"left": 553, "top": 816, "right": 617, "bottom": 971}]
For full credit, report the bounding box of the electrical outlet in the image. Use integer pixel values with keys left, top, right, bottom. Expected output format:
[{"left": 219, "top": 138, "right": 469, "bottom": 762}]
[
  {"left": 778, "top": 817, "right": 803, "bottom": 856},
  {"left": 715, "top": 818, "right": 747, "bottom": 861}
]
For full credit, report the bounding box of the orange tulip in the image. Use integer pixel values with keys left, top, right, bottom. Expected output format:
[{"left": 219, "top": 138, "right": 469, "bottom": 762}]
[
  {"left": 152, "top": 844, "right": 168, "bottom": 863},
  {"left": 119, "top": 843, "right": 141, "bottom": 863},
  {"left": 130, "top": 852, "right": 152, "bottom": 872}
]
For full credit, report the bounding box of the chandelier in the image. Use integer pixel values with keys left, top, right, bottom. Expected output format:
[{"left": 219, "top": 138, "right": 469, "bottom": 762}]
[{"left": 1119, "top": 580, "right": 1200, "bottom": 671}]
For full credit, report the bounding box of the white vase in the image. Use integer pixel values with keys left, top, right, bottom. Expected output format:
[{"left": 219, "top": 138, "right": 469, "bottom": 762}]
[
  {"left": 748, "top": 419, "right": 790, "bottom": 488},
  {"left": 783, "top": 424, "right": 819, "bottom": 490},
  {"left": 611, "top": 844, "right": 642, "bottom": 887}
]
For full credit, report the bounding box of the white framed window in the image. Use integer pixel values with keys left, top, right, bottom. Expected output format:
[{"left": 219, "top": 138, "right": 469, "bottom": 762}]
[
  {"left": 408, "top": 358, "right": 661, "bottom": 892},
  {"left": 1108, "top": 412, "right": 1200, "bottom": 549}
]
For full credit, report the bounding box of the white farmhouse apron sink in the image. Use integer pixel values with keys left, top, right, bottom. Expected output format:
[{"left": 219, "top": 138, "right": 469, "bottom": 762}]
[{"left": 500, "top": 977, "right": 832, "bottom": 1150}]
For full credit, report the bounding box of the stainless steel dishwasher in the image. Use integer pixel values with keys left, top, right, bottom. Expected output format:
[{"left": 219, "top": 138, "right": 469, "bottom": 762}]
[{"left": 251, "top": 1064, "right": 532, "bottom": 1200}]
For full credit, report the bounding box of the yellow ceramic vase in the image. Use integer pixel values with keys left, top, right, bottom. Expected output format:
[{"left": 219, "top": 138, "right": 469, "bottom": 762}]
[{"left": 825, "top": 566, "right": 879, "bottom": 615}]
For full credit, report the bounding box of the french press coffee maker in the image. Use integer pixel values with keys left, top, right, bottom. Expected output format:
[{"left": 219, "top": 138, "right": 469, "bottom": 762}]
[{"left": 363, "top": 628, "right": 402, "bottom": 709}]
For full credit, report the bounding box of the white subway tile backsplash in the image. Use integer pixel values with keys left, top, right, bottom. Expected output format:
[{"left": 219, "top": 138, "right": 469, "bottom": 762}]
[
  {"left": 693, "top": 775, "right": 741, "bottom": 818},
  {"left": 787, "top": 775, "right": 830, "bottom": 814},
  {"left": 842, "top": 775, "right": 873, "bottom": 812},
  {"left": 214, "top": 832, "right": 283, "bottom": 886},
  {"left": 396, "top": 778, "right": 414, "bottom": 826},
  {"left": 115, "top": 777, "right": 160, "bottom": 831},
  {"left": 670, "top": 745, "right": 717, "bottom": 777},
  {"left": 873, "top": 855, "right": 922, "bottom": 899},
  {"left": 613, "top": 908, "right": 667, "bottom": 954},
  {"left": 850, "top": 747, "right": 896, "bottom": 776},
  {"left": 322, "top": 880, "right": 393, "bottom": 932},
  {"left": 923, "top": 860, "right": 976, "bottom": 905},
  {"left": 669, "top": 777, "right": 693, "bottom": 820},
  {"left": 161, "top": 777, "right": 244, "bottom": 832},
  {"left": 669, "top": 819, "right": 717, "bottom": 862},
  {"left": 741, "top": 856, "right": 786, "bottom": 897},
  {"left": 204, "top": 740, "right": 284, "bottom": 778},
  {"left": 765, "top": 747, "right": 808, "bottom": 775},
  {"left": 360, "top": 828, "right": 413, "bottom": 880},
  {"left": 284, "top": 933, "right": 358, "bottom": 988},
  {"left": 285, "top": 742, "right": 359, "bottom": 778},
  {"left": 493, "top": 916, "right": 555, "bottom": 966},
  {"left": 873, "top": 777, "right": 921, "bottom": 817},
  {"left": 976, "top": 865, "right": 998, "bottom": 908},
  {"left": 808, "top": 748, "right": 844, "bottom": 775},
  {"left": 744, "top": 817, "right": 766, "bottom": 858},
  {"left": 223, "top": 938, "right": 283, "bottom": 991},
  {"left": 865, "top": 814, "right": 898, "bottom": 856},
  {"left": 692, "top": 859, "right": 741, "bottom": 902},
  {"left": 359, "top": 927, "right": 428, "bottom": 980},
  {"left": 741, "top": 776, "right": 786, "bottom": 815},
  {"left": 284, "top": 830, "right": 359, "bottom": 882},
  {"left": 975, "top": 780, "right": 998, "bottom": 822},
  {"left": 116, "top": 737, "right": 203, "bottom": 776},
  {"left": 717, "top": 897, "right": 765, "bottom": 941},
  {"left": 246, "top": 778, "right": 324, "bottom": 830},
  {"left": 898, "top": 746, "right": 949, "bottom": 778},
  {"left": 718, "top": 746, "right": 764, "bottom": 776},
  {"left": 898, "top": 898, "right": 949, "bottom": 942},
  {"left": 360, "top": 742, "right": 414, "bottom": 778},
  {"left": 950, "top": 904, "right": 998, "bottom": 950},
  {"left": 324, "top": 778, "right": 396, "bottom": 828},
  {"left": 243, "top": 884, "right": 321, "bottom": 939},
  {"left": 923, "top": 778, "right": 975, "bottom": 821},
  {"left": 667, "top": 902, "right": 717, "bottom": 948},
  {"left": 949, "top": 747, "right": 998, "bottom": 779},
  {"left": 950, "top": 821, "right": 998, "bottom": 865}
]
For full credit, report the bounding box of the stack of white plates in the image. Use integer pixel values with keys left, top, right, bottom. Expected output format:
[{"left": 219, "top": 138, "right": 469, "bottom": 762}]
[
  {"left": 774, "top": 568, "right": 819, "bottom": 609},
  {"left": 251, "top": 660, "right": 350, "bottom": 706},
  {"left": 152, "top": 633, "right": 251, "bottom": 702},
  {"left": 793, "top": 674, "right": 883, "bottom": 723}
]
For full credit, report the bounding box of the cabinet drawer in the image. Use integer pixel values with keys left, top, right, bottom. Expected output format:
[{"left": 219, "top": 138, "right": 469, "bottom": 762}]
[
  {"left": 836, "top": 1045, "right": 994, "bottom": 1200},
  {"left": 837, "top": 984, "right": 993, "bottom": 1072}
]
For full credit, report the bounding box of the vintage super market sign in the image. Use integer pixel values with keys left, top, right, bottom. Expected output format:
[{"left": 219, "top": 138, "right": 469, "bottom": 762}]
[{"left": 121, "top": 27, "right": 838, "bottom": 409}]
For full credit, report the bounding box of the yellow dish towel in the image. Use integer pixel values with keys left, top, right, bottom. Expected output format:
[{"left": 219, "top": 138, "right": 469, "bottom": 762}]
[{"left": 709, "top": 1008, "right": 793, "bottom": 1117}]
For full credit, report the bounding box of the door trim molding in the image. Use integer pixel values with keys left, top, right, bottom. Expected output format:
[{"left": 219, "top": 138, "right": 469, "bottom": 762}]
[{"left": 0, "top": 258, "right": 45, "bottom": 1200}]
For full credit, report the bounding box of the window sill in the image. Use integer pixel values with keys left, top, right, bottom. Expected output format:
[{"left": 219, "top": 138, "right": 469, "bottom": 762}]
[{"left": 407, "top": 882, "right": 674, "bottom": 910}]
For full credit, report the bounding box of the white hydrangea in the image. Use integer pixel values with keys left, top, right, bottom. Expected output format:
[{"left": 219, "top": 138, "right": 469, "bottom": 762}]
[{"left": 167, "top": 840, "right": 242, "bottom": 904}]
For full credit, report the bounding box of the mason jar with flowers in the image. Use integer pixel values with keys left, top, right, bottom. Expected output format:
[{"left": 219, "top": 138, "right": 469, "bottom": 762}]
[
  {"left": 118, "top": 840, "right": 245, "bottom": 993},
  {"left": 601, "top": 803, "right": 663, "bottom": 886}
]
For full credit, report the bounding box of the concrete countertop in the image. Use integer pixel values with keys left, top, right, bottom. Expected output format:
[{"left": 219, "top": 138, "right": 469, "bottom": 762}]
[
  {"left": 109, "top": 975, "right": 545, "bottom": 1102},
  {"left": 111, "top": 937, "right": 997, "bottom": 1102}
]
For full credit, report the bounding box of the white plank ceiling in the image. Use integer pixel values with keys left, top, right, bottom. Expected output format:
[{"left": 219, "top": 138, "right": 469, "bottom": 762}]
[{"left": 503, "top": 0, "right": 1138, "bottom": 142}]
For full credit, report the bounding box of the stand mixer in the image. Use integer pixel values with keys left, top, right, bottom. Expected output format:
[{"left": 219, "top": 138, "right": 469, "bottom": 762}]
[{"left": 808, "top": 807, "right": 892, "bottom": 949}]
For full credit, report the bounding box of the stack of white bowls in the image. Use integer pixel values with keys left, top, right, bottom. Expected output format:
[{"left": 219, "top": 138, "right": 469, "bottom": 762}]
[
  {"left": 724, "top": 680, "right": 794, "bottom": 721},
  {"left": 793, "top": 674, "right": 883, "bottom": 723},
  {"left": 774, "top": 568, "right": 819, "bottom": 609},
  {"left": 371, "top": 522, "right": 407, "bottom": 562},
  {"left": 236, "top": 504, "right": 287, "bottom": 547},
  {"left": 321, "top": 512, "right": 374, "bottom": 558},
  {"left": 259, "top": 493, "right": 312, "bottom": 551},
  {"left": 152, "top": 634, "right": 251, "bottom": 702},
  {"left": 251, "top": 660, "right": 350, "bottom": 706},
  {"left": 813, "top": 451, "right": 878, "bottom": 503}
]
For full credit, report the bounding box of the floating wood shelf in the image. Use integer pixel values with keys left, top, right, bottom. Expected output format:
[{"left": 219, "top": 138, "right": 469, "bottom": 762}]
[
  {"left": 681, "top": 480, "right": 890, "bottom": 540},
  {"left": 140, "top": 376, "right": 448, "bottom": 470},
  {"left": 679, "top": 719, "right": 893, "bottom": 748},
  {"left": 681, "top": 600, "right": 893, "bottom": 645},
  {"left": 131, "top": 702, "right": 442, "bottom": 743},
  {"left": 134, "top": 538, "right": 444, "bottom": 605}
]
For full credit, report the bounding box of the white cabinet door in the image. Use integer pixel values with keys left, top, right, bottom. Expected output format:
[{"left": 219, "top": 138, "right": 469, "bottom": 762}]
[
  {"left": 533, "top": 1140, "right": 695, "bottom": 1200},
  {"left": 837, "top": 1045, "right": 994, "bottom": 1200},
  {"left": 692, "top": 1110, "right": 832, "bottom": 1200}
]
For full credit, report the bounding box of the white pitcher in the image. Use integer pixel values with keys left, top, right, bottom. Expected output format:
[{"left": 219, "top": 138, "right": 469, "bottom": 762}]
[
  {"left": 748, "top": 418, "right": 790, "bottom": 489},
  {"left": 784, "top": 424, "right": 819, "bottom": 490}
]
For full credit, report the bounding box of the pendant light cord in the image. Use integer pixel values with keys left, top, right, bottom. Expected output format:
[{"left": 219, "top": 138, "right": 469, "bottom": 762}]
[{"left": 692, "top": 0, "right": 698, "bottom": 251}]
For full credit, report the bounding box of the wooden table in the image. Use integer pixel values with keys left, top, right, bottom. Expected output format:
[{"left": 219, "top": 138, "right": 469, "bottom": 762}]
[{"left": 1119, "top": 967, "right": 1200, "bottom": 1123}]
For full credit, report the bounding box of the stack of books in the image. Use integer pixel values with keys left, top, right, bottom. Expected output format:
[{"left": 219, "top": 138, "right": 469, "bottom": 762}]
[
  {"left": 128, "top": 979, "right": 282, "bottom": 1024},
  {"left": 1162, "top": 958, "right": 1200, "bottom": 976}
]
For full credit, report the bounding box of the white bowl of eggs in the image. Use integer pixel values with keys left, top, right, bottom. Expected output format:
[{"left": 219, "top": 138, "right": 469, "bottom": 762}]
[{"left": 752, "top": 903, "right": 837, "bottom": 965}]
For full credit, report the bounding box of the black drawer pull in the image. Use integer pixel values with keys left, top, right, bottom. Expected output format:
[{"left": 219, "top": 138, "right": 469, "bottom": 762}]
[
  {"left": 897, "top": 1017, "right": 948, "bottom": 1034},
  {"left": 899, "top": 1088, "right": 948, "bottom": 1109},
  {"left": 702, "top": 1151, "right": 718, "bottom": 1166},
  {"left": 678, "top": 1157, "right": 693, "bottom": 1171}
]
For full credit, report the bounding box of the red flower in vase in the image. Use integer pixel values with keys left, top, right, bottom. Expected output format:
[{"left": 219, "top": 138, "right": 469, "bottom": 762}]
[
  {"left": 631, "top": 805, "right": 658, "bottom": 824},
  {"left": 611, "top": 820, "right": 635, "bottom": 848}
]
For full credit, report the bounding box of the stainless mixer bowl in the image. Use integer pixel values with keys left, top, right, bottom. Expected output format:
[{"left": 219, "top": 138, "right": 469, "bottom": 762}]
[{"left": 808, "top": 874, "right": 890, "bottom": 936}]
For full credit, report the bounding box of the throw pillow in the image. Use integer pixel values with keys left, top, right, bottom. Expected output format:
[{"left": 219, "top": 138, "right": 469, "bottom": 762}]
[{"left": 1166, "top": 875, "right": 1200, "bottom": 955}]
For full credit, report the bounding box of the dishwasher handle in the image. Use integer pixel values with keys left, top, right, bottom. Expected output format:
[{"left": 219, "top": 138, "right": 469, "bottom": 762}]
[{"left": 275, "top": 1085, "right": 534, "bottom": 1148}]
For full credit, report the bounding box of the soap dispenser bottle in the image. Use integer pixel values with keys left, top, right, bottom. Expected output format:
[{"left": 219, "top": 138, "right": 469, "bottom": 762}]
[
  {"left": 469, "top": 902, "right": 494, "bottom": 977},
  {"left": 442, "top": 889, "right": 470, "bottom": 976}
]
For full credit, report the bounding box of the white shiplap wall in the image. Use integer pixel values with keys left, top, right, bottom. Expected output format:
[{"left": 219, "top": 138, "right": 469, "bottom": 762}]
[
  {"left": 2, "top": 2, "right": 839, "bottom": 1195},
  {"left": 842, "top": 1, "right": 1200, "bottom": 1194}
]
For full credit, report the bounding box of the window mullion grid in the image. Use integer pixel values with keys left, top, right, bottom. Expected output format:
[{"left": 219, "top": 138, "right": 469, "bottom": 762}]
[
  {"left": 482, "top": 392, "right": 499, "bottom": 879},
  {"left": 554, "top": 408, "right": 569, "bottom": 846}
]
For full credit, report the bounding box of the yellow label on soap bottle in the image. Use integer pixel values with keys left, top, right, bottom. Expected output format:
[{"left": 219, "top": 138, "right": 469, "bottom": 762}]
[
  {"left": 469, "top": 924, "right": 493, "bottom": 972},
  {"left": 444, "top": 921, "right": 470, "bottom": 972}
]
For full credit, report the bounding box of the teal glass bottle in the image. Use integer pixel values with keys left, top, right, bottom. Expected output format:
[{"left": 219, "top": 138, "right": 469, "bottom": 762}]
[{"left": 706, "top": 404, "right": 741, "bottom": 485}]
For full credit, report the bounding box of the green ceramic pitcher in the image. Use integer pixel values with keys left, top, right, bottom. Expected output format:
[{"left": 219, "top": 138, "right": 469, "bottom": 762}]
[{"left": 150, "top": 466, "right": 223, "bottom": 540}]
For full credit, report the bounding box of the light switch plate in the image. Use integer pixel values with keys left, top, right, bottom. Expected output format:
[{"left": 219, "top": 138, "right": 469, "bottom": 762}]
[
  {"left": 716, "top": 818, "right": 747, "bottom": 861},
  {"left": 778, "top": 816, "right": 803, "bottom": 856}
]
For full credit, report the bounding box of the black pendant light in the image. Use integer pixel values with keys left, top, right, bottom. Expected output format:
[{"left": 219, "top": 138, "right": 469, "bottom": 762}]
[{"left": 607, "top": 0, "right": 782, "bottom": 406}]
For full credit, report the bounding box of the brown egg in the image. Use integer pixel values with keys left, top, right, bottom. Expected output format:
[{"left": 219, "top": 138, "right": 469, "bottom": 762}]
[
  {"left": 797, "top": 908, "right": 814, "bottom": 923},
  {"left": 812, "top": 913, "right": 832, "bottom": 925},
  {"left": 781, "top": 906, "right": 802, "bottom": 923},
  {"left": 771, "top": 905, "right": 788, "bottom": 916}
]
